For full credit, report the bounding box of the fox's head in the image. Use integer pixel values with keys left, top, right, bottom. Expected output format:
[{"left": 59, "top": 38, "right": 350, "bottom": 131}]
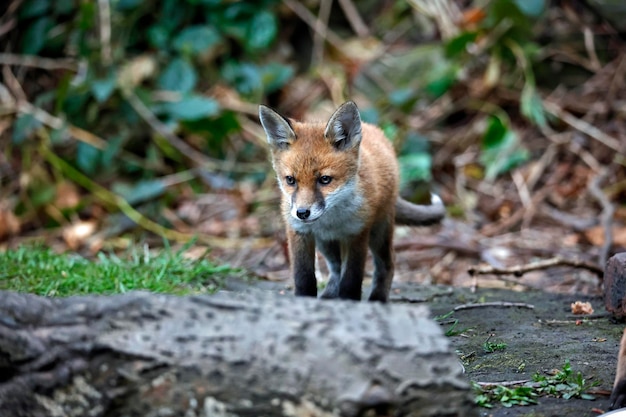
[{"left": 259, "top": 101, "right": 363, "bottom": 224}]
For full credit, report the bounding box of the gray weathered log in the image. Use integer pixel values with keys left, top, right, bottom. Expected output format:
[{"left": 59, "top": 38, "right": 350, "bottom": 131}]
[
  {"left": 0, "top": 290, "right": 477, "bottom": 417},
  {"left": 604, "top": 252, "right": 626, "bottom": 318}
]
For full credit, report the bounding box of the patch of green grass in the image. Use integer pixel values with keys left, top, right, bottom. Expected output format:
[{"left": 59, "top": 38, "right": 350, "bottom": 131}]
[
  {"left": 0, "top": 244, "right": 234, "bottom": 296},
  {"left": 434, "top": 310, "right": 472, "bottom": 336},
  {"left": 474, "top": 361, "right": 599, "bottom": 408}
]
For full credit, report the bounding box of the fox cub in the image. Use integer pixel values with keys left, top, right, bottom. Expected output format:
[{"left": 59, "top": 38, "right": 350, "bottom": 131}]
[{"left": 259, "top": 101, "right": 445, "bottom": 302}]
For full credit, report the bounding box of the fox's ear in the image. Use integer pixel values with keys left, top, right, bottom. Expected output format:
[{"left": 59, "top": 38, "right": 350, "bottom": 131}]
[
  {"left": 324, "top": 101, "right": 362, "bottom": 150},
  {"left": 259, "top": 105, "right": 296, "bottom": 150}
]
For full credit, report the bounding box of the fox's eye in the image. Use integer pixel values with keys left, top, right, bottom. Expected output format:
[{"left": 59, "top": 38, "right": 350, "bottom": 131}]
[
  {"left": 285, "top": 176, "right": 296, "bottom": 186},
  {"left": 318, "top": 175, "right": 332, "bottom": 185}
]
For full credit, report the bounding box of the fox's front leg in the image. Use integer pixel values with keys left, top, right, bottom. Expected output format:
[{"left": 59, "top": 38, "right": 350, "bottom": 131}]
[
  {"left": 336, "top": 230, "right": 370, "bottom": 300},
  {"left": 318, "top": 239, "right": 342, "bottom": 299},
  {"left": 288, "top": 229, "right": 317, "bottom": 297},
  {"left": 368, "top": 216, "right": 395, "bottom": 303}
]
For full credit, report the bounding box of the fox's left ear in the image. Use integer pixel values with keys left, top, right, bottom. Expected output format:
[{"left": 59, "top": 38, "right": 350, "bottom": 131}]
[
  {"left": 259, "top": 105, "right": 296, "bottom": 150},
  {"left": 325, "top": 101, "right": 362, "bottom": 150}
]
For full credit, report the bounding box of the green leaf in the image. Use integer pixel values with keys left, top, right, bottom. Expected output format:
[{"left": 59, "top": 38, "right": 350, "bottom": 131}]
[
  {"left": 389, "top": 88, "right": 415, "bottom": 107},
  {"left": 172, "top": 25, "right": 221, "bottom": 55},
  {"left": 480, "top": 122, "right": 529, "bottom": 180},
  {"left": 513, "top": 0, "right": 545, "bottom": 17},
  {"left": 101, "top": 135, "right": 125, "bottom": 169},
  {"left": 147, "top": 25, "right": 170, "bottom": 49},
  {"left": 19, "top": 0, "right": 50, "bottom": 18},
  {"left": 425, "top": 67, "right": 457, "bottom": 98},
  {"left": 91, "top": 74, "right": 117, "bottom": 103},
  {"left": 158, "top": 58, "right": 197, "bottom": 93},
  {"left": 245, "top": 11, "right": 277, "bottom": 50},
  {"left": 76, "top": 142, "right": 101, "bottom": 175},
  {"left": 53, "top": 0, "right": 75, "bottom": 15},
  {"left": 482, "top": 116, "right": 507, "bottom": 149},
  {"left": 445, "top": 32, "right": 478, "bottom": 58},
  {"left": 259, "top": 63, "right": 294, "bottom": 93},
  {"left": 520, "top": 83, "right": 546, "bottom": 127},
  {"left": 399, "top": 153, "right": 432, "bottom": 184},
  {"left": 21, "top": 16, "right": 52, "bottom": 54},
  {"left": 12, "top": 113, "right": 41, "bottom": 144},
  {"left": 158, "top": 95, "right": 220, "bottom": 121},
  {"left": 30, "top": 185, "right": 56, "bottom": 208},
  {"left": 114, "top": 0, "right": 142, "bottom": 10},
  {"left": 221, "top": 61, "right": 262, "bottom": 96},
  {"left": 112, "top": 180, "right": 167, "bottom": 205}
]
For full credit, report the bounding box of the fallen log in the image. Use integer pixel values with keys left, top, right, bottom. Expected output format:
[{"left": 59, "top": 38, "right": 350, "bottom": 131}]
[{"left": 0, "top": 290, "right": 477, "bottom": 417}]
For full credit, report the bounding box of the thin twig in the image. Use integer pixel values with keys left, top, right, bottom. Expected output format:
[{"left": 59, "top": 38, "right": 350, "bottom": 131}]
[
  {"left": 312, "top": 0, "right": 333, "bottom": 67},
  {"left": 2, "top": 65, "right": 27, "bottom": 102},
  {"left": 121, "top": 89, "right": 264, "bottom": 173},
  {"left": 97, "top": 0, "right": 112, "bottom": 66},
  {"left": 588, "top": 169, "right": 614, "bottom": 267},
  {"left": 40, "top": 137, "right": 273, "bottom": 250},
  {"left": 406, "top": 0, "right": 461, "bottom": 39},
  {"left": 454, "top": 302, "right": 535, "bottom": 312},
  {"left": 543, "top": 100, "right": 622, "bottom": 152},
  {"left": 475, "top": 380, "right": 532, "bottom": 388},
  {"left": 337, "top": 0, "right": 369, "bottom": 37},
  {"left": 282, "top": 0, "right": 344, "bottom": 50},
  {"left": 12, "top": 101, "right": 156, "bottom": 170},
  {"left": 582, "top": 27, "right": 601, "bottom": 71},
  {"left": 0, "top": 53, "right": 78, "bottom": 71},
  {"left": 479, "top": 183, "right": 553, "bottom": 237},
  {"left": 468, "top": 257, "right": 604, "bottom": 277}
]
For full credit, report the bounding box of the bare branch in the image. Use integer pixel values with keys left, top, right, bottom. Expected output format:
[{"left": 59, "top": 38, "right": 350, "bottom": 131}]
[
  {"left": 0, "top": 53, "right": 78, "bottom": 72},
  {"left": 588, "top": 169, "right": 615, "bottom": 267},
  {"left": 454, "top": 302, "right": 535, "bottom": 312},
  {"left": 468, "top": 257, "right": 604, "bottom": 277},
  {"left": 543, "top": 100, "right": 622, "bottom": 152}
]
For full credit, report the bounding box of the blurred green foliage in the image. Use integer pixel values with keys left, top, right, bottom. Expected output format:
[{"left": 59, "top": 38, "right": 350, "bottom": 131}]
[
  {"left": 6, "top": 0, "right": 605, "bottom": 239},
  {"left": 12, "top": 0, "right": 291, "bottom": 177}
]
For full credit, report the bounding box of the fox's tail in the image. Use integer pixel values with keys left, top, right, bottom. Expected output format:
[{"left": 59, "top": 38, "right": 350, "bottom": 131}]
[{"left": 394, "top": 194, "right": 445, "bottom": 226}]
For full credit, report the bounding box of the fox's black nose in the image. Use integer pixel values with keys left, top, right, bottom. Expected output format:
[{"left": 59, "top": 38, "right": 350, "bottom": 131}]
[{"left": 296, "top": 208, "right": 311, "bottom": 220}]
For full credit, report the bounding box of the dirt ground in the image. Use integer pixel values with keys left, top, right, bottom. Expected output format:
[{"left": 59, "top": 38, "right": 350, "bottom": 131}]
[
  {"left": 397, "top": 283, "right": 618, "bottom": 417},
  {"left": 226, "top": 277, "right": 621, "bottom": 417}
]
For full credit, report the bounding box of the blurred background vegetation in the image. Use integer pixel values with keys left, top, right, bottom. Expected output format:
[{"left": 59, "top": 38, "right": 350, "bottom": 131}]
[{"left": 0, "top": 0, "right": 624, "bottom": 281}]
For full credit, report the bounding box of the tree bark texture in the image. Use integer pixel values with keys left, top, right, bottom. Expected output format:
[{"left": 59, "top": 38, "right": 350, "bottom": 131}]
[{"left": 0, "top": 290, "right": 477, "bottom": 417}]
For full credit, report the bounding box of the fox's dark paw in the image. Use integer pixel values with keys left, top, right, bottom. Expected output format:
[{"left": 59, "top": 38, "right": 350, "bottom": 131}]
[{"left": 610, "top": 378, "right": 626, "bottom": 410}]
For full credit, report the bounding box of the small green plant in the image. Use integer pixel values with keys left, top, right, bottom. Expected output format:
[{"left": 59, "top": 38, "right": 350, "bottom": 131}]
[
  {"left": 474, "top": 383, "right": 537, "bottom": 408},
  {"left": 532, "top": 360, "right": 598, "bottom": 400},
  {"left": 474, "top": 361, "right": 599, "bottom": 408},
  {"left": 0, "top": 244, "right": 233, "bottom": 296},
  {"left": 434, "top": 311, "right": 472, "bottom": 337},
  {"left": 483, "top": 334, "right": 507, "bottom": 353}
]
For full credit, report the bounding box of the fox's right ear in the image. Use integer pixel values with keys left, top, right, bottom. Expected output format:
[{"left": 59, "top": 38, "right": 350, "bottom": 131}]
[{"left": 259, "top": 105, "right": 296, "bottom": 150}]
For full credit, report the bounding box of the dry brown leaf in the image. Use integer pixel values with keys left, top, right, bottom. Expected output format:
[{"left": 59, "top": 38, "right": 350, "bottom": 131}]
[
  {"left": 62, "top": 220, "right": 97, "bottom": 250},
  {"left": 54, "top": 181, "right": 81, "bottom": 210},
  {"left": 571, "top": 301, "right": 594, "bottom": 315},
  {"left": 584, "top": 225, "right": 626, "bottom": 246},
  {"left": 0, "top": 208, "right": 20, "bottom": 240}
]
